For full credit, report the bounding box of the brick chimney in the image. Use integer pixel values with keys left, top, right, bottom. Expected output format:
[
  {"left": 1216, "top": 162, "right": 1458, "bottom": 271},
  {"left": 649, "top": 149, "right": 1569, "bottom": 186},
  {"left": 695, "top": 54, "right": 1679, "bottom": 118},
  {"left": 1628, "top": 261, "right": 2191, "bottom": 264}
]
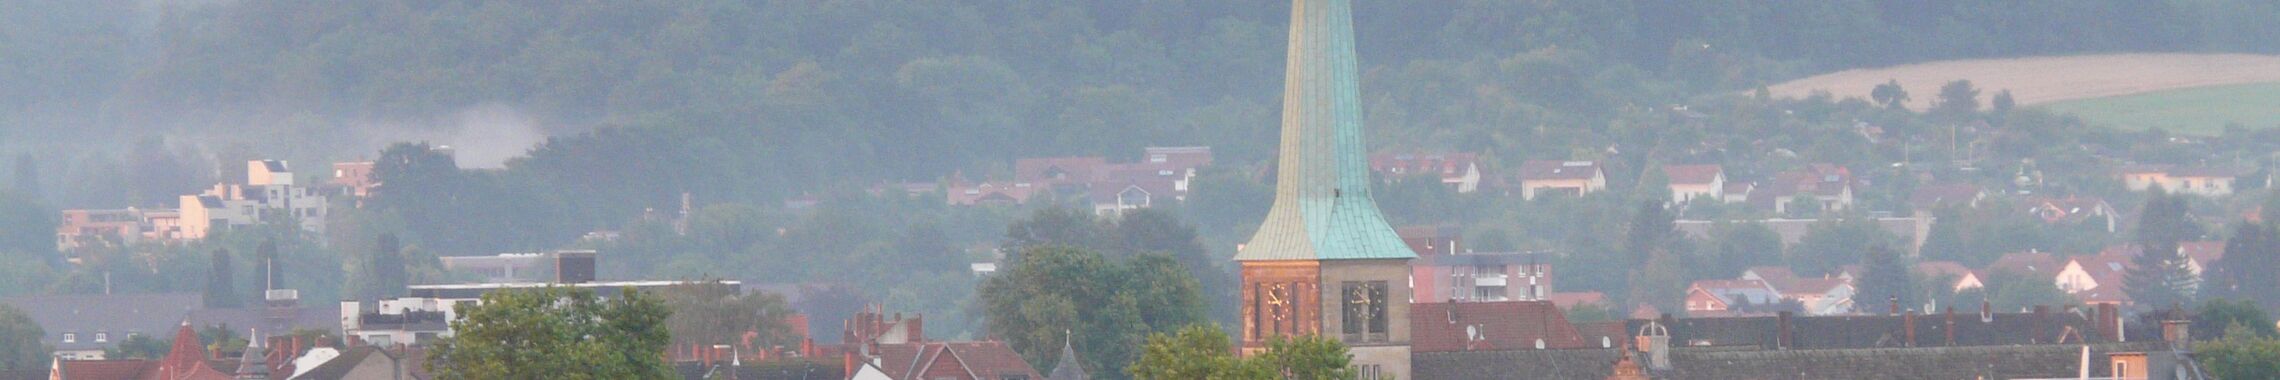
[
  {"left": 1903, "top": 312, "right": 1917, "bottom": 347},
  {"left": 2096, "top": 303, "right": 2121, "bottom": 342},
  {"left": 1943, "top": 307, "right": 1956, "bottom": 346},
  {"left": 2162, "top": 320, "right": 2191, "bottom": 351}
]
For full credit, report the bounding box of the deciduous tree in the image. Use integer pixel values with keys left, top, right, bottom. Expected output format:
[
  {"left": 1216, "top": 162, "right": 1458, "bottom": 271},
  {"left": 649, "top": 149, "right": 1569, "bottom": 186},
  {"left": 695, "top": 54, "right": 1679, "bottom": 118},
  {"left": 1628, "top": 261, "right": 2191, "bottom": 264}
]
[
  {"left": 427, "top": 287, "right": 675, "bottom": 380},
  {"left": 0, "top": 304, "right": 42, "bottom": 371}
]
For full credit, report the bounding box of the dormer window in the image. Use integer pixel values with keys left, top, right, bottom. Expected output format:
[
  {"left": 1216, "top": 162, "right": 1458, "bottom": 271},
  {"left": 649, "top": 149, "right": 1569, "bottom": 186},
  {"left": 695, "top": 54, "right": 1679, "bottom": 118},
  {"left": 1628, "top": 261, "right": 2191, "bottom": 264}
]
[
  {"left": 95, "top": 332, "right": 108, "bottom": 343},
  {"left": 1150, "top": 154, "right": 1167, "bottom": 163},
  {"left": 62, "top": 333, "right": 75, "bottom": 343}
]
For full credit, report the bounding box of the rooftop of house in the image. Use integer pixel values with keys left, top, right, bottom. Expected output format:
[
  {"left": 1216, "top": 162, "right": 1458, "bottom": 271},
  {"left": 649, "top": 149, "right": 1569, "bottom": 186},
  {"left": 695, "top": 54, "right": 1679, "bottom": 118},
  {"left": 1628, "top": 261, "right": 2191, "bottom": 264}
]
[
  {"left": 868, "top": 341, "right": 1042, "bottom": 380},
  {"left": 1516, "top": 160, "right": 1603, "bottom": 181},
  {"left": 1413, "top": 301, "right": 1594, "bottom": 353},
  {"left": 1369, "top": 153, "right": 1479, "bottom": 177},
  {"left": 1663, "top": 164, "right": 1724, "bottom": 185},
  {"left": 1415, "top": 339, "right": 2166, "bottom": 379},
  {"left": 1759, "top": 164, "right": 1855, "bottom": 198},
  {"left": 1689, "top": 280, "right": 1781, "bottom": 306},
  {"left": 0, "top": 293, "right": 202, "bottom": 351},
  {"left": 1987, "top": 251, "right": 2063, "bottom": 277}
]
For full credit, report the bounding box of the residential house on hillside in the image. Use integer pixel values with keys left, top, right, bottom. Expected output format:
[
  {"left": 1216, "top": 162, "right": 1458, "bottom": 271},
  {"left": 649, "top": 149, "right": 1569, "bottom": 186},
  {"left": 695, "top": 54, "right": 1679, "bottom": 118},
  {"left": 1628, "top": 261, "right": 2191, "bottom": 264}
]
[
  {"left": 946, "top": 181, "right": 1041, "bottom": 206},
  {"left": 1734, "top": 267, "right": 1855, "bottom": 316},
  {"left": 2057, "top": 253, "right": 2136, "bottom": 306},
  {"left": 1683, "top": 280, "right": 1782, "bottom": 317},
  {"left": 2119, "top": 165, "right": 2251, "bottom": 196},
  {"left": 328, "top": 161, "right": 376, "bottom": 199},
  {"left": 1370, "top": 153, "right": 1484, "bottom": 193},
  {"left": 2025, "top": 196, "right": 2119, "bottom": 233},
  {"left": 1914, "top": 261, "right": 1985, "bottom": 293},
  {"left": 1752, "top": 164, "right": 1856, "bottom": 215},
  {"left": 960, "top": 147, "right": 1211, "bottom": 214},
  {"left": 1986, "top": 251, "right": 2065, "bottom": 282},
  {"left": 180, "top": 160, "right": 329, "bottom": 240},
  {"left": 1663, "top": 164, "right": 1725, "bottom": 204},
  {"left": 55, "top": 208, "right": 183, "bottom": 253},
  {"left": 1509, "top": 160, "right": 1606, "bottom": 200},
  {"left": 2099, "top": 241, "right": 2224, "bottom": 283}
]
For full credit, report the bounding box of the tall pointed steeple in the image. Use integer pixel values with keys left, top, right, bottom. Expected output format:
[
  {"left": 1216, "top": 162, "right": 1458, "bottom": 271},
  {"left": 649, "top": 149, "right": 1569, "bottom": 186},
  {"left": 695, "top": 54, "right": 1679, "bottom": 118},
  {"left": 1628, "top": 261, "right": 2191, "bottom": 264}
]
[
  {"left": 1236, "top": 0, "right": 1412, "bottom": 262},
  {"left": 1236, "top": 1, "right": 1414, "bottom": 378}
]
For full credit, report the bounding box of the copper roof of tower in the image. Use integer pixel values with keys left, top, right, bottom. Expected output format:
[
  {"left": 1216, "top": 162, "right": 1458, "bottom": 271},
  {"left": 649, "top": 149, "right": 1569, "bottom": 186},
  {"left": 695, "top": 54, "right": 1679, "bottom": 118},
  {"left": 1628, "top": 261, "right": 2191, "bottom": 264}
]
[{"left": 1236, "top": 0, "right": 1413, "bottom": 262}]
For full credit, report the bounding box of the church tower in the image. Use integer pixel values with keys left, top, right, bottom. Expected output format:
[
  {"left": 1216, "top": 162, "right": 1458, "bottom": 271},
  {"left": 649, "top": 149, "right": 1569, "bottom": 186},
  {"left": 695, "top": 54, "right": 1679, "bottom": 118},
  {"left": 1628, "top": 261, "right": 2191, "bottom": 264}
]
[{"left": 1237, "top": 0, "right": 1413, "bottom": 378}]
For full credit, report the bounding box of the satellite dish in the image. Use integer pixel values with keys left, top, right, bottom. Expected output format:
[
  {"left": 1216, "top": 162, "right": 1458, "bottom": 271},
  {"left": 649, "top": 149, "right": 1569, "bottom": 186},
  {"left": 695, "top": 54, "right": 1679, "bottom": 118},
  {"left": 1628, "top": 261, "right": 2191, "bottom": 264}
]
[{"left": 1466, "top": 325, "right": 1479, "bottom": 341}]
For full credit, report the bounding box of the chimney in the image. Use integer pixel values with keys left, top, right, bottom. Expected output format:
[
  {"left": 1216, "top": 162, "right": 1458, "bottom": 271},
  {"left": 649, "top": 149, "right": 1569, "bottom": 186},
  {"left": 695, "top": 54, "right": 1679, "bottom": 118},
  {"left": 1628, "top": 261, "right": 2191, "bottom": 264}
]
[
  {"left": 2097, "top": 303, "right": 2121, "bottom": 341},
  {"left": 1980, "top": 300, "right": 1993, "bottom": 323},
  {"left": 1943, "top": 307, "right": 1956, "bottom": 346},
  {"left": 2162, "top": 320, "right": 2191, "bottom": 351},
  {"left": 2033, "top": 306, "right": 2050, "bottom": 343},
  {"left": 1896, "top": 311, "right": 1915, "bottom": 348},
  {"left": 1776, "top": 311, "right": 1792, "bottom": 350},
  {"left": 552, "top": 250, "right": 597, "bottom": 284},
  {"left": 1888, "top": 296, "right": 1899, "bottom": 315},
  {"left": 909, "top": 314, "right": 925, "bottom": 343}
]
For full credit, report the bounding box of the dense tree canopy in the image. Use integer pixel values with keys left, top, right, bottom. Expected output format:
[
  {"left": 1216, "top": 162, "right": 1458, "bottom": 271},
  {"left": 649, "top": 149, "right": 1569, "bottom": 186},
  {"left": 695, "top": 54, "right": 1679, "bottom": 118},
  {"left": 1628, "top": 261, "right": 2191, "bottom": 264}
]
[
  {"left": 427, "top": 287, "right": 675, "bottom": 380},
  {"left": 981, "top": 245, "right": 1207, "bottom": 380},
  {"left": 0, "top": 304, "right": 41, "bottom": 372}
]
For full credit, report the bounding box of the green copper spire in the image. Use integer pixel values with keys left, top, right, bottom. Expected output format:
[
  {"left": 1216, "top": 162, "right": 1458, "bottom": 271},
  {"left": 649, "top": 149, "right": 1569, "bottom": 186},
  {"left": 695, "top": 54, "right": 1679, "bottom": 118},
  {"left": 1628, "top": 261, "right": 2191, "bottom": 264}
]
[{"left": 1236, "top": 0, "right": 1413, "bottom": 262}]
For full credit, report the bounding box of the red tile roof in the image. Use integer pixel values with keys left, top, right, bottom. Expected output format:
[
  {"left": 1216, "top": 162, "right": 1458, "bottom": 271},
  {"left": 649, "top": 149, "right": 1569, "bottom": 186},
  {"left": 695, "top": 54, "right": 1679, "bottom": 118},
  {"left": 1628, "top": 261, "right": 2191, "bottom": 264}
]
[
  {"left": 1988, "top": 252, "right": 2063, "bottom": 277},
  {"left": 1411, "top": 301, "right": 1591, "bottom": 352},
  {"left": 1663, "top": 165, "right": 1724, "bottom": 185},
  {"left": 55, "top": 360, "right": 155, "bottom": 380},
  {"left": 870, "top": 341, "right": 1041, "bottom": 380}
]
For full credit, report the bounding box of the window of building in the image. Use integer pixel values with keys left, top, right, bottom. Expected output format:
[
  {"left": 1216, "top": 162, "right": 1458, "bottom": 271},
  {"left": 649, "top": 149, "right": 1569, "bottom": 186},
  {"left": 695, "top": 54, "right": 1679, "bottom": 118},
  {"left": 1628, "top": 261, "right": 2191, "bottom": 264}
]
[
  {"left": 1341, "top": 281, "right": 1388, "bottom": 342},
  {"left": 62, "top": 333, "right": 75, "bottom": 343},
  {"left": 1354, "top": 364, "right": 1382, "bottom": 380},
  {"left": 95, "top": 332, "right": 108, "bottom": 343}
]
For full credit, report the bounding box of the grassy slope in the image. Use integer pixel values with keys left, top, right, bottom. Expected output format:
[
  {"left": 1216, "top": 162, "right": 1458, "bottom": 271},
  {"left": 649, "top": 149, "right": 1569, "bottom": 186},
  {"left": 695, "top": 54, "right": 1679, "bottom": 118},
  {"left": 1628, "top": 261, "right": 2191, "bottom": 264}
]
[{"left": 2038, "top": 82, "right": 2280, "bottom": 135}]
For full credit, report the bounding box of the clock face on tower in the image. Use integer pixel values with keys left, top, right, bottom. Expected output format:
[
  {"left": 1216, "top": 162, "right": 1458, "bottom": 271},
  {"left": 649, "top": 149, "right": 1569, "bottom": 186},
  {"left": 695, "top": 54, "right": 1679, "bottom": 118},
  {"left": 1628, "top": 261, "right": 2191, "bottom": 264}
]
[{"left": 1264, "top": 284, "right": 1292, "bottom": 322}]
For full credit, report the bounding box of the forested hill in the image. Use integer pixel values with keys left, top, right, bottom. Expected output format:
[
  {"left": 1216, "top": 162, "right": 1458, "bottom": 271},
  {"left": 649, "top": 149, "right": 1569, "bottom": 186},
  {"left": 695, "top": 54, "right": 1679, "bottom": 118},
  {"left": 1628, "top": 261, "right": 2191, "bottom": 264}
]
[{"left": 5, "top": 0, "right": 2280, "bottom": 206}]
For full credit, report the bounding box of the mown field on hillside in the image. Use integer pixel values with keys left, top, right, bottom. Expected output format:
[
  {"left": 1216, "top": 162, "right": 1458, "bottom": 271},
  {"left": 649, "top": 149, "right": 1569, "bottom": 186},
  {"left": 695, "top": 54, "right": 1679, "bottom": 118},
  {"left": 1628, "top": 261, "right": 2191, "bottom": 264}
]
[
  {"left": 1764, "top": 54, "right": 2280, "bottom": 110},
  {"left": 2039, "top": 82, "right": 2280, "bottom": 135}
]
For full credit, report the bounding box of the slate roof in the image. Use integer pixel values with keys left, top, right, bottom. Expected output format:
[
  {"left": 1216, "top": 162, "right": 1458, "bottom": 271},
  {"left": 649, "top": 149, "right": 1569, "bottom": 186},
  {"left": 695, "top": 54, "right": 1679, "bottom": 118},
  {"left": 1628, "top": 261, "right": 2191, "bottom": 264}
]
[
  {"left": 672, "top": 360, "right": 841, "bottom": 380},
  {"left": 1, "top": 293, "right": 202, "bottom": 352},
  {"left": 1412, "top": 301, "right": 1591, "bottom": 352}
]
